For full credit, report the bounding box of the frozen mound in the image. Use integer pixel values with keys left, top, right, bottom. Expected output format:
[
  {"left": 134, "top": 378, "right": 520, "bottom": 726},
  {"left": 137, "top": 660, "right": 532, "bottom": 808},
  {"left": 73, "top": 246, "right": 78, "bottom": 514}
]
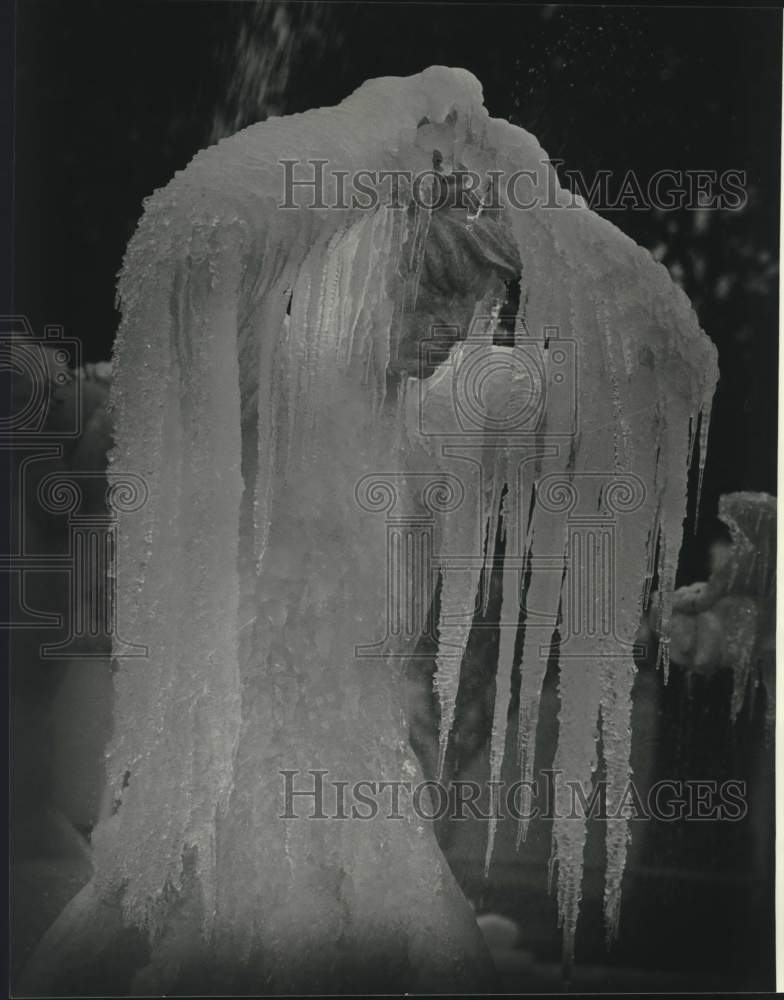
[{"left": 21, "top": 67, "right": 718, "bottom": 992}]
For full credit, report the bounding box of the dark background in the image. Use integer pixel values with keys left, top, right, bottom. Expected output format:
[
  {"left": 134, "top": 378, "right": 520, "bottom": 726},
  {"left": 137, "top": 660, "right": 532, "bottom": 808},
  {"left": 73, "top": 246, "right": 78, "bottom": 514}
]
[{"left": 12, "top": 1, "right": 781, "bottom": 990}]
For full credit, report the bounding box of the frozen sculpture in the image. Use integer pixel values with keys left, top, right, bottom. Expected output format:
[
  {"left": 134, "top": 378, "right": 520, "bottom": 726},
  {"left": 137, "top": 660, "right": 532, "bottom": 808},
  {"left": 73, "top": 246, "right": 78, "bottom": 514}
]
[{"left": 21, "top": 68, "right": 718, "bottom": 993}]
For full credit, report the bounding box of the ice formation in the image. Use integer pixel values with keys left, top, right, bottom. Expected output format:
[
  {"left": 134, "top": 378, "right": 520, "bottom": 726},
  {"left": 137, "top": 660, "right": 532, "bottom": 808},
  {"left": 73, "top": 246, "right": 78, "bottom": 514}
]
[
  {"left": 656, "top": 492, "right": 775, "bottom": 731},
  {"left": 22, "top": 68, "right": 718, "bottom": 991}
]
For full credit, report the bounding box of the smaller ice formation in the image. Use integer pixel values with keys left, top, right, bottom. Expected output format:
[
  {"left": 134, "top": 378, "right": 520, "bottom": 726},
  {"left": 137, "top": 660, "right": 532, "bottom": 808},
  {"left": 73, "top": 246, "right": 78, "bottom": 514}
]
[{"left": 643, "top": 492, "right": 775, "bottom": 731}]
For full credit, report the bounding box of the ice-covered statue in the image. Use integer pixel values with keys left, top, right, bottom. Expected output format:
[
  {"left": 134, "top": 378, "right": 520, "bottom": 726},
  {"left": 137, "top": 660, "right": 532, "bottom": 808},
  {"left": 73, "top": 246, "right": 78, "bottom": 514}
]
[{"left": 22, "top": 68, "right": 717, "bottom": 993}]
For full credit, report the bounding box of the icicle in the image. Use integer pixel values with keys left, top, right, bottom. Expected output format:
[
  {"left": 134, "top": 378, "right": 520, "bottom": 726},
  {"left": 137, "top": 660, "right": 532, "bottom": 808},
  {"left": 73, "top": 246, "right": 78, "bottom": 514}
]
[
  {"left": 549, "top": 653, "right": 602, "bottom": 973},
  {"left": 655, "top": 526, "right": 673, "bottom": 683},
  {"left": 484, "top": 479, "right": 522, "bottom": 876},
  {"left": 433, "top": 565, "right": 479, "bottom": 779},
  {"left": 600, "top": 659, "right": 635, "bottom": 945},
  {"left": 480, "top": 451, "right": 505, "bottom": 616},
  {"left": 694, "top": 389, "right": 713, "bottom": 533},
  {"left": 686, "top": 413, "right": 696, "bottom": 471},
  {"left": 515, "top": 510, "right": 569, "bottom": 846},
  {"left": 251, "top": 274, "right": 290, "bottom": 576}
]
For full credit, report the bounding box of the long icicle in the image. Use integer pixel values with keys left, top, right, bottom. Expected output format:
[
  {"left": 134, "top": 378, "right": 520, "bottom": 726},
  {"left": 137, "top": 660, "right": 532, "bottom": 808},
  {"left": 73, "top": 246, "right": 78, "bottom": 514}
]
[
  {"left": 484, "top": 473, "right": 522, "bottom": 875},
  {"left": 600, "top": 659, "right": 636, "bottom": 945}
]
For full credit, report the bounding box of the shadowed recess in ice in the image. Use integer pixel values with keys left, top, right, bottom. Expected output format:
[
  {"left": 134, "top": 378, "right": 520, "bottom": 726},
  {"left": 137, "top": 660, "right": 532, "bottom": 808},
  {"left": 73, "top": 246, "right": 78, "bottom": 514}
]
[{"left": 23, "top": 68, "right": 718, "bottom": 991}]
